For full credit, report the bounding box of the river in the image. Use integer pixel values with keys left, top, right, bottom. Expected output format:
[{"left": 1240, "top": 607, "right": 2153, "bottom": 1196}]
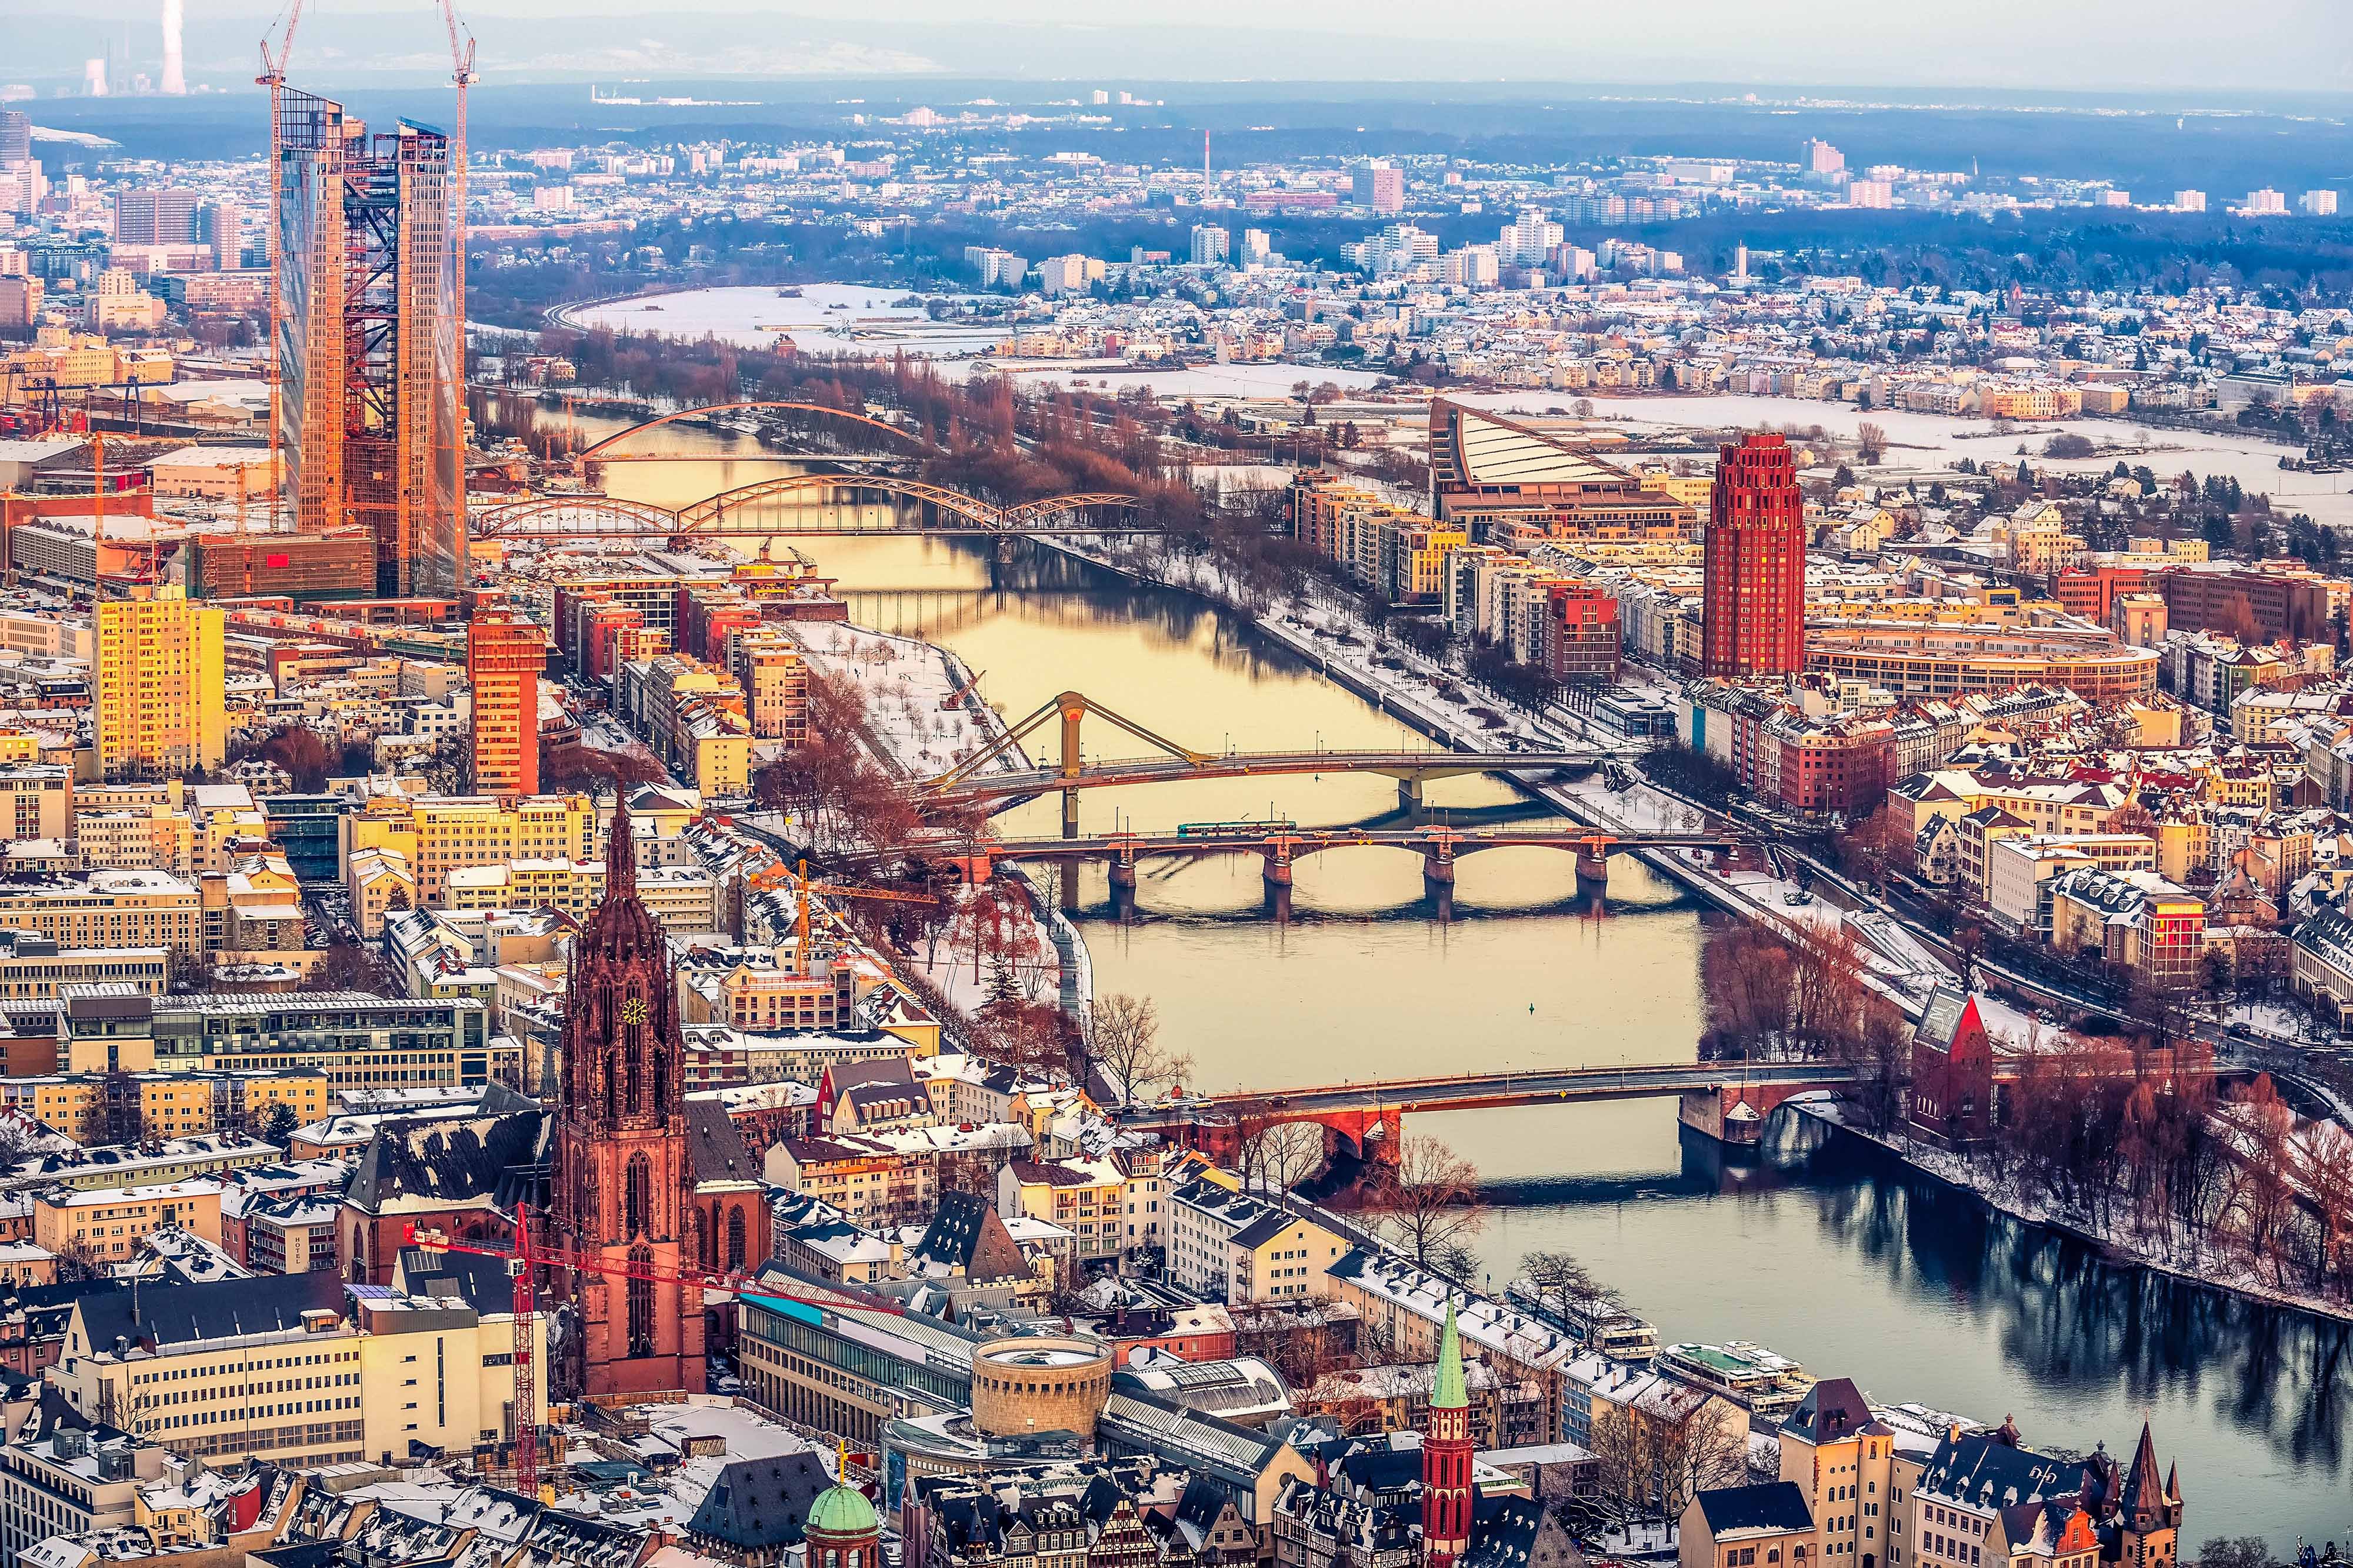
[{"left": 579, "top": 427, "right": 2353, "bottom": 1548}]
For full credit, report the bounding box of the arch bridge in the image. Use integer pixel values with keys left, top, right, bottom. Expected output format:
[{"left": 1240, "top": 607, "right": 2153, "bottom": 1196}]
[
  {"left": 1120, "top": 1063, "right": 1861, "bottom": 1165},
  {"left": 575, "top": 400, "right": 931, "bottom": 461},
  {"left": 468, "top": 481, "right": 1146, "bottom": 543},
  {"left": 917, "top": 689, "right": 1605, "bottom": 835}
]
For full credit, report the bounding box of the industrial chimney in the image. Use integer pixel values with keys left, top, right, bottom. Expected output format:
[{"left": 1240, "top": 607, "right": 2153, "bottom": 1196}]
[
  {"left": 160, "top": 0, "right": 185, "bottom": 94},
  {"left": 84, "top": 58, "right": 109, "bottom": 96}
]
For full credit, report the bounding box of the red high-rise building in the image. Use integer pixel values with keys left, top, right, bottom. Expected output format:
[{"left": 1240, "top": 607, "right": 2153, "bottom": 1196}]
[
  {"left": 1421, "top": 1302, "right": 1473, "bottom": 1568},
  {"left": 552, "top": 793, "right": 707, "bottom": 1397},
  {"left": 466, "top": 610, "right": 544, "bottom": 796},
  {"left": 1701, "top": 432, "right": 1807, "bottom": 678}
]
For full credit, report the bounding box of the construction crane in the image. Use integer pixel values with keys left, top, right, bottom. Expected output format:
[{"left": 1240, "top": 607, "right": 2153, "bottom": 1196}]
[
  {"left": 256, "top": 0, "right": 305, "bottom": 525},
  {"left": 748, "top": 859, "right": 936, "bottom": 977},
  {"left": 436, "top": 0, "right": 476, "bottom": 522},
  {"left": 407, "top": 1205, "right": 902, "bottom": 1497}
]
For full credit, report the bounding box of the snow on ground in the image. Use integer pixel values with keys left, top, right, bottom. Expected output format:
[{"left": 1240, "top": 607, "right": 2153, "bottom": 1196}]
[
  {"left": 786, "top": 620, "right": 1025, "bottom": 782},
  {"left": 1802, "top": 1098, "right": 2353, "bottom": 1324},
  {"left": 789, "top": 617, "right": 1071, "bottom": 1019}
]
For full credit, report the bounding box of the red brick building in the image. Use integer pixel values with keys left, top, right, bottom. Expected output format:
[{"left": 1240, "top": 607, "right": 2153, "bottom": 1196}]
[
  {"left": 551, "top": 793, "right": 708, "bottom": 1396},
  {"left": 1907, "top": 985, "right": 1995, "bottom": 1149},
  {"left": 1701, "top": 433, "right": 1806, "bottom": 678},
  {"left": 1542, "top": 579, "right": 1622, "bottom": 684},
  {"left": 466, "top": 609, "right": 544, "bottom": 795}
]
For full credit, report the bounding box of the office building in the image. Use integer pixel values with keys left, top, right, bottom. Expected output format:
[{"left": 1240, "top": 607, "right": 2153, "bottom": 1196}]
[
  {"left": 112, "top": 188, "right": 198, "bottom": 246},
  {"left": 195, "top": 198, "right": 242, "bottom": 268},
  {"left": 1702, "top": 433, "right": 1807, "bottom": 679},
  {"left": 0, "top": 111, "right": 29, "bottom": 165},
  {"left": 95, "top": 585, "right": 226, "bottom": 782},
  {"left": 1352, "top": 162, "right": 1405, "bottom": 213},
  {"left": 274, "top": 89, "right": 465, "bottom": 598},
  {"left": 51, "top": 1265, "right": 543, "bottom": 1469},
  {"left": 153, "top": 990, "right": 508, "bottom": 1089},
  {"left": 466, "top": 610, "right": 543, "bottom": 796}
]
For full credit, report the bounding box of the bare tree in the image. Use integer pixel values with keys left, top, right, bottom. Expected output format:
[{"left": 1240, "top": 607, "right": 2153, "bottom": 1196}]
[
  {"left": 1360, "top": 1135, "right": 1486, "bottom": 1277},
  {"left": 1589, "top": 1392, "right": 1748, "bottom": 1522},
  {"left": 1518, "top": 1248, "right": 1616, "bottom": 1325},
  {"left": 1234, "top": 1115, "right": 1326, "bottom": 1193},
  {"left": 1856, "top": 422, "right": 1888, "bottom": 465},
  {"left": 1084, "top": 993, "right": 1192, "bottom": 1105}
]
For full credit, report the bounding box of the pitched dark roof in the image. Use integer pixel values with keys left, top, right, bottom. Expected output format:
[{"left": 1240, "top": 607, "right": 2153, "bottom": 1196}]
[
  {"left": 394, "top": 1246, "right": 513, "bottom": 1313},
  {"left": 1692, "top": 1482, "right": 1816, "bottom": 1537},
  {"left": 686, "top": 1452, "right": 834, "bottom": 1551},
  {"left": 345, "top": 1109, "right": 545, "bottom": 1215},
  {"left": 1920, "top": 1433, "right": 2084, "bottom": 1512},
  {"left": 685, "top": 1098, "right": 762, "bottom": 1186},
  {"left": 1464, "top": 1494, "right": 1544, "bottom": 1568},
  {"left": 914, "top": 1191, "right": 1034, "bottom": 1284},
  {"left": 1783, "top": 1378, "right": 1885, "bottom": 1444},
  {"left": 76, "top": 1271, "right": 345, "bottom": 1352}
]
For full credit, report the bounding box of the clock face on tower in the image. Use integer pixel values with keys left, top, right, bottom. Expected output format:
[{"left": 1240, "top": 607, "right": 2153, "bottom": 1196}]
[{"left": 621, "top": 996, "right": 648, "bottom": 1025}]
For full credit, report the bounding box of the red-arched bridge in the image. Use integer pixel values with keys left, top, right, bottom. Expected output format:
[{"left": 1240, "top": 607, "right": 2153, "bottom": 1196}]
[
  {"left": 468, "top": 481, "right": 1146, "bottom": 542},
  {"left": 1120, "top": 1062, "right": 1861, "bottom": 1165},
  {"left": 575, "top": 400, "right": 931, "bottom": 461}
]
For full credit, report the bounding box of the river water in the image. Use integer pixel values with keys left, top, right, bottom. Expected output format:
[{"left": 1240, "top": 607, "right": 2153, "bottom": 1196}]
[{"left": 582, "top": 432, "right": 2353, "bottom": 1547}]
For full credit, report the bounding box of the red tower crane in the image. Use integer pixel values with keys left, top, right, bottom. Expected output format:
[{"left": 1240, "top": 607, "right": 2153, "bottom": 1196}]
[{"left": 406, "top": 1205, "right": 902, "bottom": 1495}]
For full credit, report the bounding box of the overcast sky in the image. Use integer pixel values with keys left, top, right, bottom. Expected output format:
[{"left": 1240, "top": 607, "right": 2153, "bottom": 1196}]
[
  {"left": 14, "top": 0, "right": 2353, "bottom": 93},
  {"left": 429, "top": 0, "right": 2353, "bottom": 93}
]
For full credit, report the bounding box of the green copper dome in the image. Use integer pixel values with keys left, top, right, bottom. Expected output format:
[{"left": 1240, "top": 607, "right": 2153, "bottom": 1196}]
[{"left": 808, "top": 1481, "right": 879, "bottom": 1538}]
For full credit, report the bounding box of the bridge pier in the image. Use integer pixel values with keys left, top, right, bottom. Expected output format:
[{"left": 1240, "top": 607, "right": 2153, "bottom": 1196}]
[
  {"left": 1575, "top": 846, "right": 1611, "bottom": 899},
  {"left": 1262, "top": 879, "right": 1293, "bottom": 924},
  {"left": 1061, "top": 789, "right": 1081, "bottom": 840},
  {"left": 1108, "top": 855, "right": 1138, "bottom": 892},
  {"left": 1057, "top": 861, "right": 1081, "bottom": 912},
  {"left": 1262, "top": 849, "right": 1293, "bottom": 888},
  {"left": 1423, "top": 852, "right": 1455, "bottom": 922},
  {"left": 1398, "top": 776, "right": 1425, "bottom": 814},
  {"left": 994, "top": 536, "right": 1018, "bottom": 565}
]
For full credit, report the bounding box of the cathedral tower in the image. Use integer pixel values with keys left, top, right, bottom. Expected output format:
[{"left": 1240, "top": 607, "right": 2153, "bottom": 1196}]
[{"left": 553, "top": 792, "right": 705, "bottom": 1396}]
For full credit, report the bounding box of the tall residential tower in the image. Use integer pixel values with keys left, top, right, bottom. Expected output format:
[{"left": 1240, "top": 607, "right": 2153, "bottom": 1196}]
[{"left": 1701, "top": 432, "right": 1807, "bottom": 679}]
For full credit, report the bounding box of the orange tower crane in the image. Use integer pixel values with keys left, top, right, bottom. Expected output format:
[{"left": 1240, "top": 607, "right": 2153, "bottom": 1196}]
[
  {"left": 406, "top": 1206, "right": 901, "bottom": 1497},
  {"left": 256, "top": 0, "right": 306, "bottom": 525},
  {"left": 749, "top": 859, "right": 936, "bottom": 977}
]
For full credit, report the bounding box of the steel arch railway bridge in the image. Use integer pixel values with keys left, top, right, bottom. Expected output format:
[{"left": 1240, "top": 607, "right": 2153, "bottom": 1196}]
[
  {"left": 574, "top": 399, "right": 931, "bottom": 460},
  {"left": 467, "top": 478, "right": 1148, "bottom": 542}
]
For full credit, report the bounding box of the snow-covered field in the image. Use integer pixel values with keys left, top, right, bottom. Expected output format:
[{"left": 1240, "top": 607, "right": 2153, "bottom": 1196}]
[{"left": 784, "top": 620, "right": 1024, "bottom": 782}]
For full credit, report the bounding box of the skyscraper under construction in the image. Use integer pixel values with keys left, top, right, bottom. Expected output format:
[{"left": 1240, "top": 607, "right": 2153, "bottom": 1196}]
[{"left": 274, "top": 88, "right": 466, "bottom": 599}]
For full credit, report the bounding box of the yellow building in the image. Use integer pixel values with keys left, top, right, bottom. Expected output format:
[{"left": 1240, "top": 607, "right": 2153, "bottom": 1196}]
[
  {"left": 95, "top": 586, "right": 225, "bottom": 782},
  {"left": 75, "top": 803, "right": 199, "bottom": 873},
  {"left": 51, "top": 1267, "right": 544, "bottom": 1472},
  {"left": 339, "top": 792, "right": 596, "bottom": 901},
  {"left": 0, "top": 870, "right": 205, "bottom": 960},
  {"left": 354, "top": 1289, "right": 546, "bottom": 1466},
  {"left": 442, "top": 857, "right": 604, "bottom": 918},
  {"left": 734, "top": 630, "right": 810, "bottom": 745},
  {"left": 34, "top": 1179, "right": 224, "bottom": 1260}
]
